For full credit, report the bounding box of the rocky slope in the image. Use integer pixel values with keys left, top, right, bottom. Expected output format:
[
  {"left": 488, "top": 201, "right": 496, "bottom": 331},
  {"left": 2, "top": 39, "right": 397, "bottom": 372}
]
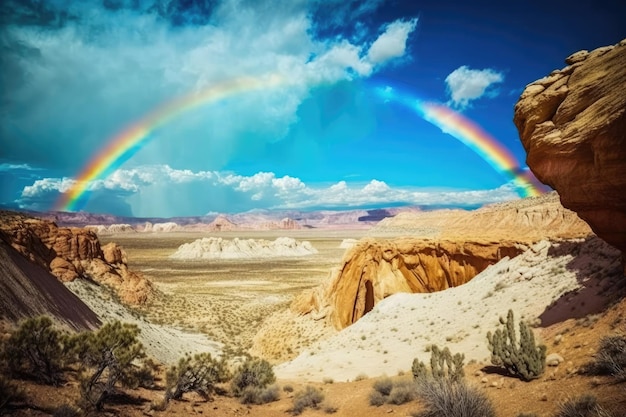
[
  {"left": 0, "top": 239, "right": 100, "bottom": 330},
  {"left": 514, "top": 39, "right": 626, "bottom": 264},
  {"left": 0, "top": 211, "right": 153, "bottom": 305}
]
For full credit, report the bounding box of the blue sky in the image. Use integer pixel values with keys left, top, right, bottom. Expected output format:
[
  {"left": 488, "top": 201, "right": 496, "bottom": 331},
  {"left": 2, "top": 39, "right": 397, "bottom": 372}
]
[{"left": 1, "top": 0, "right": 625, "bottom": 217}]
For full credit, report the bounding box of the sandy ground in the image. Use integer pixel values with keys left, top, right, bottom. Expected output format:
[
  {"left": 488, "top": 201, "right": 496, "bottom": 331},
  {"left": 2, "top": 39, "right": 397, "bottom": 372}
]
[{"left": 275, "top": 236, "right": 624, "bottom": 382}]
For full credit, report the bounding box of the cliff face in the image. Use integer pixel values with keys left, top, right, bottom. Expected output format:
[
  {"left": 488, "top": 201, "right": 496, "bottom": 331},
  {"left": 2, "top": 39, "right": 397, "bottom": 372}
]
[
  {"left": 292, "top": 238, "right": 525, "bottom": 329},
  {"left": 514, "top": 39, "right": 626, "bottom": 263},
  {"left": 0, "top": 211, "right": 153, "bottom": 305}
]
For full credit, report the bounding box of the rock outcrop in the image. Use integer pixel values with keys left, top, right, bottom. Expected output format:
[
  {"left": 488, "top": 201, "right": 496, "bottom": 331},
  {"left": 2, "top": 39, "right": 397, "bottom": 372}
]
[
  {"left": 0, "top": 211, "right": 153, "bottom": 305},
  {"left": 514, "top": 39, "right": 626, "bottom": 264},
  {"left": 292, "top": 238, "right": 525, "bottom": 329},
  {"left": 371, "top": 192, "right": 591, "bottom": 241},
  {"left": 170, "top": 236, "right": 318, "bottom": 260},
  {"left": 0, "top": 239, "right": 100, "bottom": 330}
]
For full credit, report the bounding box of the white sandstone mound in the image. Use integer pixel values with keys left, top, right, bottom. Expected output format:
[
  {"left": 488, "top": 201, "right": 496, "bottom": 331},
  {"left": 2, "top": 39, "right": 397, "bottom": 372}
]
[
  {"left": 170, "top": 237, "right": 318, "bottom": 259},
  {"left": 85, "top": 224, "right": 136, "bottom": 234},
  {"left": 339, "top": 238, "right": 358, "bottom": 249},
  {"left": 141, "top": 222, "right": 180, "bottom": 232}
]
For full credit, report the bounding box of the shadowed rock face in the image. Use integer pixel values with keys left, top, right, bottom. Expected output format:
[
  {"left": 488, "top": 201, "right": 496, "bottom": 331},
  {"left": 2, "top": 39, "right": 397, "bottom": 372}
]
[
  {"left": 292, "top": 238, "right": 525, "bottom": 329},
  {"left": 514, "top": 39, "right": 626, "bottom": 265},
  {"left": 0, "top": 211, "right": 153, "bottom": 305}
]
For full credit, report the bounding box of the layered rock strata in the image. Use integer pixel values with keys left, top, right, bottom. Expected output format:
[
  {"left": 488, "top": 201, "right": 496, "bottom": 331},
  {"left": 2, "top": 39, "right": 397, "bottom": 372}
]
[{"left": 514, "top": 39, "right": 626, "bottom": 264}]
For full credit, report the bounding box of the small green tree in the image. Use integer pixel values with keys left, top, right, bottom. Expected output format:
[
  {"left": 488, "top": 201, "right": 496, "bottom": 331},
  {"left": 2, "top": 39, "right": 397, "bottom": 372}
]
[
  {"left": 164, "top": 353, "right": 229, "bottom": 403},
  {"left": 2, "top": 316, "right": 68, "bottom": 385},
  {"left": 487, "top": 310, "right": 546, "bottom": 381},
  {"left": 412, "top": 345, "right": 465, "bottom": 382},
  {"left": 230, "top": 357, "right": 275, "bottom": 397},
  {"left": 72, "top": 321, "right": 146, "bottom": 410}
]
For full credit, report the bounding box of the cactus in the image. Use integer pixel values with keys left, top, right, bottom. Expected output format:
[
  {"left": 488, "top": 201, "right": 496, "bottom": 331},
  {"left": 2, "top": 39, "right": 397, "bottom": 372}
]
[
  {"left": 487, "top": 310, "right": 546, "bottom": 381},
  {"left": 412, "top": 345, "right": 465, "bottom": 382}
]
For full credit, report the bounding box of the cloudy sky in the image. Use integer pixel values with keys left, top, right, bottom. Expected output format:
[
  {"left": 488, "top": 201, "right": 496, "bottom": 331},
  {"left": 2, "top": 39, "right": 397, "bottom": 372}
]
[{"left": 1, "top": 0, "right": 624, "bottom": 217}]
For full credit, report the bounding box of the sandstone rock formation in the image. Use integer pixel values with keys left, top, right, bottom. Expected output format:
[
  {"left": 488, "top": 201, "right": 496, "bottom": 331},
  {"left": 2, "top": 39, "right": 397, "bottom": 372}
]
[
  {"left": 292, "top": 238, "right": 525, "bottom": 329},
  {"left": 0, "top": 211, "right": 153, "bottom": 305},
  {"left": 514, "top": 39, "right": 626, "bottom": 264},
  {"left": 372, "top": 192, "right": 591, "bottom": 241},
  {"left": 292, "top": 193, "right": 592, "bottom": 330},
  {"left": 170, "top": 236, "right": 318, "bottom": 259},
  {"left": 85, "top": 223, "right": 136, "bottom": 234}
]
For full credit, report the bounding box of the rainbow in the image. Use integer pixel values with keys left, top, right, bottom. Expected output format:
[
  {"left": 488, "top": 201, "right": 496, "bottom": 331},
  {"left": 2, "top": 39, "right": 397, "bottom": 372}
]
[
  {"left": 375, "top": 86, "right": 544, "bottom": 197},
  {"left": 55, "top": 74, "right": 284, "bottom": 211},
  {"left": 56, "top": 77, "right": 544, "bottom": 212}
]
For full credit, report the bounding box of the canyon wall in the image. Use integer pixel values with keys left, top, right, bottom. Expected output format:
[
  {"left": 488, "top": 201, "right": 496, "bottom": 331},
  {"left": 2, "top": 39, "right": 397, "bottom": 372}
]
[{"left": 514, "top": 39, "right": 626, "bottom": 265}]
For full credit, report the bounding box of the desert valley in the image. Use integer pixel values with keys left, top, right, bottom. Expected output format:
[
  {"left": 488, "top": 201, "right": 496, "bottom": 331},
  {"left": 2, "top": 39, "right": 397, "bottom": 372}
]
[{"left": 1, "top": 19, "right": 625, "bottom": 417}]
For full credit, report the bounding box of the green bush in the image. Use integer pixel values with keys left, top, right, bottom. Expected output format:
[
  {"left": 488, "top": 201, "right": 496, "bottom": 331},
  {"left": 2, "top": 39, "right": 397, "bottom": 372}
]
[
  {"left": 555, "top": 395, "right": 619, "bottom": 417},
  {"left": 413, "top": 379, "right": 496, "bottom": 417},
  {"left": 487, "top": 310, "right": 546, "bottom": 381},
  {"left": 412, "top": 345, "right": 464, "bottom": 382},
  {"left": 230, "top": 357, "right": 276, "bottom": 397},
  {"left": 165, "top": 352, "right": 229, "bottom": 403},
  {"left": 3, "top": 316, "right": 68, "bottom": 385},
  {"left": 291, "top": 386, "right": 324, "bottom": 415},
  {"left": 72, "top": 321, "right": 147, "bottom": 411}
]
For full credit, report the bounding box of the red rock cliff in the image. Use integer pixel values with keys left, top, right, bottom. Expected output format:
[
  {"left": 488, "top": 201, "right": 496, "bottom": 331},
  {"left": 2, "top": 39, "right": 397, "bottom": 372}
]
[
  {"left": 0, "top": 211, "right": 153, "bottom": 305},
  {"left": 514, "top": 39, "right": 626, "bottom": 265}
]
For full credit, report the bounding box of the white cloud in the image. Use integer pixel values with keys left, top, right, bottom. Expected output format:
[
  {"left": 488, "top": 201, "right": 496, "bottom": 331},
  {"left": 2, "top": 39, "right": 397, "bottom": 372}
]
[
  {"left": 367, "top": 19, "right": 418, "bottom": 65},
  {"left": 18, "top": 165, "right": 521, "bottom": 215},
  {"left": 445, "top": 66, "right": 504, "bottom": 109},
  {"left": 1, "top": 0, "right": 418, "bottom": 176},
  {"left": 0, "top": 163, "right": 38, "bottom": 172}
]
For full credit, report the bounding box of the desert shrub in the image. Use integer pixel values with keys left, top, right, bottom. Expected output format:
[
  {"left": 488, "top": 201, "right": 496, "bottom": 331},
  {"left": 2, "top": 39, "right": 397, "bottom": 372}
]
[
  {"left": 165, "top": 352, "right": 229, "bottom": 403},
  {"left": 412, "top": 345, "right": 464, "bottom": 382},
  {"left": 413, "top": 379, "right": 496, "bottom": 417},
  {"left": 555, "top": 395, "right": 618, "bottom": 417},
  {"left": 3, "top": 316, "right": 68, "bottom": 385},
  {"left": 291, "top": 386, "right": 324, "bottom": 415},
  {"left": 487, "top": 309, "right": 546, "bottom": 381},
  {"left": 387, "top": 380, "right": 417, "bottom": 405},
  {"left": 136, "top": 358, "right": 159, "bottom": 389},
  {"left": 583, "top": 335, "right": 626, "bottom": 381},
  {"left": 373, "top": 377, "right": 393, "bottom": 396},
  {"left": 283, "top": 384, "right": 294, "bottom": 392},
  {"left": 369, "top": 390, "right": 386, "bottom": 406},
  {"left": 517, "top": 414, "right": 539, "bottom": 417},
  {"left": 239, "top": 384, "right": 280, "bottom": 405},
  {"left": 230, "top": 357, "right": 275, "bottom": 397},
  {"left": 323, "top": 403, "right": 338, "bottom": 413},
  {"left": 72, "top": 320, "right": 147, "bottom": 411}
]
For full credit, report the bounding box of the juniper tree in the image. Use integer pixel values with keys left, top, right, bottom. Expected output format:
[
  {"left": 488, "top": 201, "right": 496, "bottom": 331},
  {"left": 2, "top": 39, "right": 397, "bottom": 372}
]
[
  {"left": 164, "top": 352, "right": 229, "bottom": 403},
  {"left": 72, "top": 321, "right": 146, "bottom": 410},
  {"left": 487, "top": 309, "right": 546, "bottom": 381},
  {"left": 2, "top": 316, "right": 68, "bottom": 385}
]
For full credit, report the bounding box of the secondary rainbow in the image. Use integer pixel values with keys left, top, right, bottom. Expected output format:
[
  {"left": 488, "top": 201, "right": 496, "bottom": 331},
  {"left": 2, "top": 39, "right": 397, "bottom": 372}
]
[
  {"left": 55, "top": 74, "right": 284, "bottom": 211},
  {"left": 375, "top": 86, "right": 543, "bottom": 197}
]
